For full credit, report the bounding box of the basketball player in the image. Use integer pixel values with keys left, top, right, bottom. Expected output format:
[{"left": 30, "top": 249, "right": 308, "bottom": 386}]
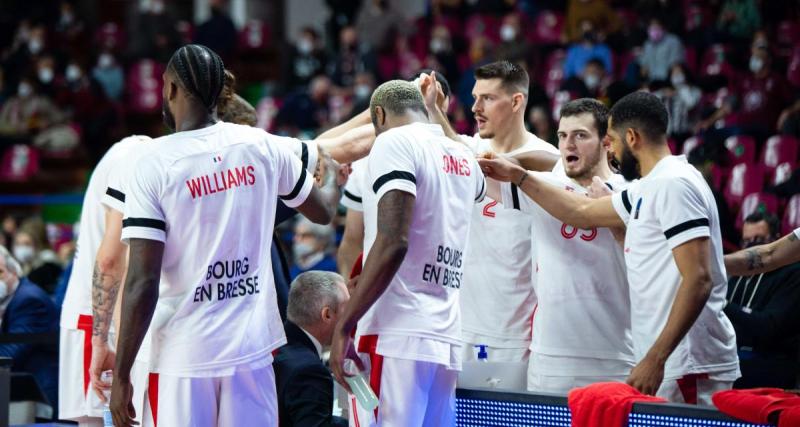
[
  {"left": 329, "top": 79, "right": 486, "bottom": 426},
  {"left": 478, "top": 92, "right": 739, "bottom": 404},
  {"left": 489, "top": 98, "right": 635, "bottom": 392},
  {"left": 108, "top": 45, "right": 340, "bottom": 427},
  {"left": 58, "top": 135, "right": 151, "bottom": 427},
  {"left": 426, "top": 61, "right": 559, "bottom": 363}
]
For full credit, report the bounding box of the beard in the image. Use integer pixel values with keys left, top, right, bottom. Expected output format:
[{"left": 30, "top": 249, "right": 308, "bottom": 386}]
[
  {"left": 162, "top": 101, "right": 176, "bottom": 131},
  {"left": 614, "top": 142, "right": 641, "bottom": 181}
]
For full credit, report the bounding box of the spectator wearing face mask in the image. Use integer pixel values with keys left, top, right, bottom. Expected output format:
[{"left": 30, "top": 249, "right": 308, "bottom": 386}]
[
  {"left": 654, "top": 63, "right": 701, "bottom": 142},
  {"left": 717, "top": 0, "right": 761, "bottom": 43},
  {"left": 0, "top": 245, "right": 59, "bottom": 414},
  {"left": 563, "top": 20, "right": 612, "bottom": 79},
  {"left": 561, "top": 58, "right": 608, "bottom": 100},
  {"left": 290, "top": 217, "right": 337, "bottom": 280},
  {"left": 13, "top": 219, "right": 63, "bottom": 295},
  {"left": 91, "top": 50, "right": 124, "bottom": 101},
  {"left": 425, "top": 25, "right": 460, "bottom": 85},
  {"left": 284, "top": 27, "right": 329, "bottom": 91},
  {"left": 496, "top": 13, "right": 531, "bottom": 66},
  {"left": 697, "top": 47, "right": 791, "bottom": 142},
  {"left": 724, "top": 212, "right": 800, "bottom": 389},
  {"left": 0, "top": 76, "right": 64, "bottom": 140},
  {"left": 328, "top": 26, "right": 375, "bottom": 88},
  {"left": 638, "top": 17, "right": 685, "bottom": 82}
]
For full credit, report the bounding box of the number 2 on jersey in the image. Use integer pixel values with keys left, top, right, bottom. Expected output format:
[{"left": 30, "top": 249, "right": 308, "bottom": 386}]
[{"left": 482, "top": 200, "right": 498, "bottom": 218}]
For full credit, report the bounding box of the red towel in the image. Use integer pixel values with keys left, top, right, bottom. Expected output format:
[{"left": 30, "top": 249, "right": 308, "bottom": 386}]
[
  {"left": 779, "top": 405, "right": 800, "bottom": 427},
  {"left": 568, "top": 382, "right": 667, "bottom": 427},
  {"left": 349, "top": 252, "right": 363, "bottom": 279},
  {"left": 712, "top": 388, "right": 800, "bottom": 424}
]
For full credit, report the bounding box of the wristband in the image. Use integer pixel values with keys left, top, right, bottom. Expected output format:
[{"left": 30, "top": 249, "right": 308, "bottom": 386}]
[{"left": 517, "top": 172, "right": 528, "bottom": 187}]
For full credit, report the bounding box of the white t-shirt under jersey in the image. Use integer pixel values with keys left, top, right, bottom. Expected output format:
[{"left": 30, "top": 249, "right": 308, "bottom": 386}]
[
  {"left": 120, "top": 121, "right": 313, "bottom": 377},
  {"left": 359, "top": 123, "right": 486, "bottom": 370},
  {"left": 500, "top": 171, "right": 635, "bottom": 376},
  {"left": 794, "top": 228, "right": 800, "bottom": 239},
  {"left": 60, "top": 136, "right": 151, "bottom": 329},
  {"left": 340, "top": 157, "right": 367, "bottom": 212},
  {"left": 458, "top": 133, "right": 559, "bottom": 348},
  {"left": 611, "top": 155, "right": 740, "bottom": 380}
]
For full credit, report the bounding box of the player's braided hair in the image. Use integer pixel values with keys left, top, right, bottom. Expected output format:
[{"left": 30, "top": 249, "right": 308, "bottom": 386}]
[{"left": 167, "top": 44, "right": 225, "bottom": 112}]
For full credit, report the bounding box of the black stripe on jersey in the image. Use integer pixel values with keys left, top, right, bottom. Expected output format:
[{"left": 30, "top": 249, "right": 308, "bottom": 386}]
[
  {"left": 106, "top": 187, "right": 125, "bottom": 202},
  {"left": 280, "top": 167, "right": 308, "bottom": 201},
  {"left": 122, "top": 218, "right": 166, "bottom": 231},
  {"left": 344, "top": 190, "right": 362, "bottom": 203},
  {"left": 511, "top": 184, "right": 520, "bottom": 210},
  {"left": 605, "top": 182, "right": 613, "bottom": 191},
  {"left": 621, "top": 190, "right": 632, "bottom": 213},
  {"left": 664, "top": 218, "right": 710, "bottom": 239},
  {"left": 475, "top": 179, "right": 486, "bottom": 202},
  {"left": 372, "top": 171, "right": 416, "bottom": 193},
  {"left": 301, "top": 142, "right": 309, "bottom": 170}
]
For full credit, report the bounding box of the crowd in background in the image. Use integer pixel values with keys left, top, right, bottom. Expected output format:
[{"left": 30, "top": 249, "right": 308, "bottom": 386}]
[{"left": 1, "top": 0, "right": 800, "bottom": 418}]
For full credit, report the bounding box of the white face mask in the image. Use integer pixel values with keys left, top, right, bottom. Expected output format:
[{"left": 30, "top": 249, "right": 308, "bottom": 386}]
[
  {"left": 38, "top": 67, "right": 54, "bottom": 83},
  {"left": 670, "top": 73, "right": 685, "bottom": 87},
  {"left": 584, "top": 74, "right": 600, "bottom": 90},
  {"left": 98, "top": 53, "right": 114, "bottom": 69},
  {"left": 354, "top": 84, "right": 372, "bottom": 99},
  {"left": 293, "top": 242, "right": 316, "bottom": 261},
  {"left": 749, "top": 56, "right": 764, "bottom": 73},
  {"left": 500, "top": 24, "right": 517, "bottom": 42},
  {"left": 28, "top": 38, "right": 43, "bottom": 54},
  {"left": 66, "top": 64, "right": 81, "bottom": 82},
  {"left": 298, "top": 39, "right": 313, "bottom": 55},
  {"left": 429, "top": 38, "right": 447, "bottom": 53},
  {"left": 13, "top": 245, "right": 34, "bottom": 264},
  {"left": 18, "top": 82, "right": 33, "bottom": 98}
]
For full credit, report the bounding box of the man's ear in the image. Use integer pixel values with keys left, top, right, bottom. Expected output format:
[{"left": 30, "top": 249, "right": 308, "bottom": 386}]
[
  {"left": 167, "top": 80, "right": 179, "bottom": 102},
  {"left": 511, "top": 93, "right": 525, "bottom": 113},
  {"left": 375, "top": 106, "right": 386, "bottom": 126},
  {"left": 625, "top": 127, "right": 639, "bottom": 150},
  {"left": 321, "top": 306, "right": 333, "bottom": 323}
]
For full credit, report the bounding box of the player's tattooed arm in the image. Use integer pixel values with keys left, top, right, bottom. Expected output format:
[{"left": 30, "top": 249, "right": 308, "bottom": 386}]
[
  {"left": 91, "top": 263, "right": 121, "bottom": 341},
  {"left": 724, "top": 231, "right": 800, "bottom": 276}
]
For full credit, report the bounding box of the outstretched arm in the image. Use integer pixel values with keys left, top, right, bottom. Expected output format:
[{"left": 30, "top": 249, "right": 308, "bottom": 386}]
[
  {"left": 316, "top": 109, "right": 371, "bottom": 140},
  {"left": 478, "top": 155, "right": 623, "bottom": 228},
  {"left": 724, "top": 231, "right": 800, "bottom": 276},
  {"left": 316, "top": 124, "right": 376, "bottom": 164}
]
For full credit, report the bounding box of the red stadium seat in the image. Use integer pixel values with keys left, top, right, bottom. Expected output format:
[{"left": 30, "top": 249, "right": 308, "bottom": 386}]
[
  {"left": 682, "top": 136, "right": 703, "bottom": 156},
  {"left": 772, "top": 162, "right": 795, "bottom": 186},
  {"left": 543, "top": 49, "right": 566, "bottom": 99},
  {"left": 0, "top": 145, "right": 40, "bottom": 181},
  {"left": 724, "top": 163, "right": 764, "bottom": 213},
  {"left": 684, "top": 47, "right": 698, "bottom": 75},
  {"left": 761, "top": 135, "right": 798, "bottom": 173},
  {"left": 736, "top": 192, "right": 780, "bottom": 229},
  {"left": 782, "top": 194, "right": 800, "bottom": 235},
  {"left": 238, "top": 20, "right": 270, "bottom": 51},
  {"left": 95, "top": 22, "right": 124, "bottom": 50},
  {"left": 531, "top": 10, "right": 564, "bottom": 45},
  {"left": 668, "top": 138, "right": 677, "bottom": 154},
  {"left": 700, "top": 44, "right": 738, "bottom": 81},
  {"left": 126, "top": 59, "right": 165, "bottom": 114},
  {"left": 777, "top": 20, "right": 800, "bottom": 57},
  {"left": 725, "top": 135, "right": 757, "bottom": 165}
]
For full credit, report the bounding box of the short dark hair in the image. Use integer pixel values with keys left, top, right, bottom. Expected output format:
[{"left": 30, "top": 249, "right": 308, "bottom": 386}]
[
  {"left": 744, "top": 212, "right": 780, "bottom": 236},
  {"left": 585, "top": 58, "right": 606, "bottom": 71},
  {"left": 560, "top": 98, "right": 609, "bottom": 138},
  {"left": 410, "top": 69, "right": 451, "bottom": 99},
  {"left": 474, "top": 60, "right": 529, "bottom": 97},
  {"left": 609, "top": 91, "right": 668, "bottom": 142},
  {"left": 167, "top": 44, "right": 226, "bottom": 112}
]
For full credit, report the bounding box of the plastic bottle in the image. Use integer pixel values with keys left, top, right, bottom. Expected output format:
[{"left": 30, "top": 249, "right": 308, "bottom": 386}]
[
  {"left": 101, "top": 370, "right": 113, "bottom": 427},
  {"left": 343, "top": 360, "right": 379, "bottom": 411}
]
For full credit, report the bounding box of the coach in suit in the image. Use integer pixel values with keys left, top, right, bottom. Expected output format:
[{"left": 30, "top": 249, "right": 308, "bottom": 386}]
[
  {"left": 0, "top": 245, "right": 59, "bottom": 413},
  {"left": 274, "top": 271, "right": 349, "bottom": 427}
]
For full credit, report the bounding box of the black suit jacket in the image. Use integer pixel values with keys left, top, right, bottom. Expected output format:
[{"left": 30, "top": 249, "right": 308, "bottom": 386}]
[{"left": 273, "top": 321, "right": 347, "bottom": 427}]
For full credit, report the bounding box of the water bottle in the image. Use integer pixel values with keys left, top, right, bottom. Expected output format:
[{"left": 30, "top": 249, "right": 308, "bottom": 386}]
[
  {"left": 101, "top": 370, "right": 113, "bottom": 427},
  {"left": 343, "top": 360, "right": 379, "bottom": 411},
  {"left": 475, "top": 344, "right": 489, "bottom": 362}
]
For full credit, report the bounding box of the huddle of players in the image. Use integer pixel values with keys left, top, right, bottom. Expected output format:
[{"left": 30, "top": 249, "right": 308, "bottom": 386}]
[{"left": 56, "top": 41, "right": 743, "bottom": 427}]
